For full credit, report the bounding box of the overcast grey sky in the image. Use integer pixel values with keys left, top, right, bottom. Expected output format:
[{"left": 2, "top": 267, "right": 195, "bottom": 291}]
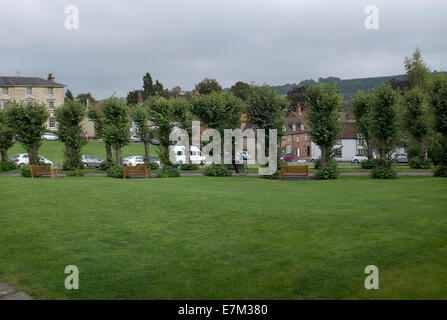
[{"left": 1, "top": 0, "right": 446, "bottom": 99}]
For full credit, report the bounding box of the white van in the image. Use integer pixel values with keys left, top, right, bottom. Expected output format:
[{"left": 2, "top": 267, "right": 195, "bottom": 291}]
[{"left": 170, "top": 145, "right": 206, "bottom": 165}]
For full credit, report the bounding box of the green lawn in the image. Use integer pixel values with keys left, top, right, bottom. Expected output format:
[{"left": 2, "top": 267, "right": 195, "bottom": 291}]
[{"left": 0, "top": 176, "right": 446, "bottom": 299}]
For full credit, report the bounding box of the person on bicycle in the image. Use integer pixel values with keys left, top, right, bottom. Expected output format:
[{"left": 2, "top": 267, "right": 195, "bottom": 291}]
[{"left": 232, "top": 151, "right": 245, "bottom": 174}]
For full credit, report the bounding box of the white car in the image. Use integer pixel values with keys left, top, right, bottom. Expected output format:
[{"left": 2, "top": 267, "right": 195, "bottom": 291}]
[
  {"left": 11, "top": 153, "right": 54, "bottom": 168},
  {"left": 170, "top": 145, "right": 206, "bottom": 165},
  {"left": 123, "top": 155, "right": 145, "bottom": 166},
  {"left": 42, "top": 132, "right": 58, "bottom": 141},
  {"left": 351, "top": 154, "right": 368, "bottom": 164},
  {"left": 130, "top": 135, "right": 141, "bottom": 143}
]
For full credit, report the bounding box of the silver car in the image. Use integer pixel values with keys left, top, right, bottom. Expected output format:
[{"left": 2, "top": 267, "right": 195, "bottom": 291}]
[
  {"left": 81, "top": 155, "right": 103, "bottom": 168},
  {"left": 393, "top": 153, "right": 408, "bottom": 164}
]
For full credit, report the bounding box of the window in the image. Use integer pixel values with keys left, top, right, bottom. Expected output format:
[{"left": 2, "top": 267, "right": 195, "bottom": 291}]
[
  {"left": 48, "top": 88, "right": 53, "bottom": 95},
  {"left": 292, "top": 124, "right": 296, "bottom": 131},
  {"left": 286, "top": 135, "right": 291, "bottom": 141},
  {"left": 2, "top": 88, "right": 8, "bottom": 95},
  {"left": 3, "top": 101, "right": 9, "bottom": 108},
  {"left": 296, "top": 136, "right": 300, "bottom": 143},
  {"left": 49, "top": 117, "right": 55, "bottom": 128},
  {"left": 300, "top": 124, "right": 304, "bottom": 131},
  {"left": 177, "top": 150, "right": 183, "bottom": 156},
  {"left": 286, "top": 145, "right": 291, "bottom": 154},
  {"left": 334, "top": 148, "right": 342, "bottom": 158},
  {"left": 48, "top": 101, "right": 54, "bottom": 110},
  {"left": 304, "top": 135, "right": 308, "bottom": 141},
  {"left": 297, "top": 148, "right": 300, "bottom": 158},
  {"left": 27, "top": 88, "right": 32, "bottom": 95},
  {"left": 335, "top": 139, "right": 342, "bottom": 145},
  {"left": 303, "top": 147, "right": 306, "bottom": 155}
]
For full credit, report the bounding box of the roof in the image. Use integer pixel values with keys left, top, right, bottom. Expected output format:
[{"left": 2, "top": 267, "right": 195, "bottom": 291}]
[
  {"left": 0, "top": 76, "right": 65, "bottom": 88},
  {"left": 340, "top": 122, "right": 357, "bottom": 139}
]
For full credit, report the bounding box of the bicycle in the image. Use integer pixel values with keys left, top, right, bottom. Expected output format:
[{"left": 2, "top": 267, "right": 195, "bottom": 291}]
[{"left": 227, "top": 160, "right": 249, "bottom": 176}]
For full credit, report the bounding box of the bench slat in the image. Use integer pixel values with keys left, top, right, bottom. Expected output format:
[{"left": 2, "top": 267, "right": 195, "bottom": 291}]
[
  {"left": 122, "top": 166, "right": 150, "bottom": 179},
  {"left": 280, "top": 165, "right": 309, "bottom": 180}
]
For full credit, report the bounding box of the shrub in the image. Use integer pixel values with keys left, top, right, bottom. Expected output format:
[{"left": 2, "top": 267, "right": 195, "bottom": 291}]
[
  {"left": 408, "top": 157, "right": 432, "bottom": 169},
  {"left": 145, "top": 161, "right": 160, "bottom": 170},
  {"left": 180, "top": 163, "right": 199, "bottom": 171},
  {"left": 66, "top": 170, "right": 85, "bottom": 177},
  {"left": 434, "top": 165, "right": 447, "bottom": 177},
  {"left": 62, "top": 160, "right": 84, "bottom": 171},
  {"left": 315, "top": 159, "right": 339, "bottom": 180},
  {"left": 21, "top": 165, "right": 31, "bottom": 177},
  {"left": 157, "top": 167, "right": 180, "bottom": 178},
  {"left": 370, "top": 158, "right": 397, "bottom": 179},
  {"left": 100, "top": 161, "right": 114, "bottom": 171},
  {"left": 0, "top": 160, "right": 17, "bottom": 172},
  {"left": 259, "top": 159, "right": 284, "bottom": 180},
  {"left": 360, "top": 159, "right": 377, "bottom": 169},
  {"left": 313, "top": 158, "right": 322, "bottom": 170},
  {"left": 204, "top": 164, "right": 232, "bottom": 177},
  {"left": 106, "top": 165, "right": 123, "bottom": 178}
]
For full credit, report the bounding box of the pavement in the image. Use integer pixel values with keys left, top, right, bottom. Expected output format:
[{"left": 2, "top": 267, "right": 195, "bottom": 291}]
[{"left": 0, "top": 282, "right": 32, "bottom": 300}]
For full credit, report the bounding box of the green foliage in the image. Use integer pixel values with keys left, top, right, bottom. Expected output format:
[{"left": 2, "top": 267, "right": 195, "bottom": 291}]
[
  {"left": 433, "top": 165, "right": 447, "bottom": 177},
  {"left": 370, "top": 84, "right": 400, "bottom": 157},
  {"left": 180, "top": 163, "right": 199, "bottom": 170},
  {"left": 76, "top": 93, "right": 96, "bottom": 106},
  {"left": 204, "top": 164, "right": 232, "bottom": 177},
  {"left": 5, "top": 100, "right": 49, "bottom": 165},
  {"left": 21, "top": 164, "right": 31, "bottom": 177},
  {"left": 145, "top": 161, "right": 159, "bottom": 170},
  {"left": 99, "top": 161, "right": 115, "bottom": 171},
  {"left": 408, "top": 157, "right": 432, "bottom": 169},
  {"left": 315, "top": 159, "right": 339, "bottom": 180},
  {"left": 0, "top": 160, "right": 16, "bottom": 171},
  {"left": 229, "top": 81, "right": 250, "bottom": 100},
  {"left": 143, "top": 72, "right": 155, "bottom": 100},
  {"left": 65, "top": 170, "right": 85, "bottom": 177},
  {"left": 195, "top": 78, "right": 222, "bottom": 95},
  {"left": 404, "top": 48, "right": 431, "bottom": 90},
  {"left": 402, "top": 88, "right": 429, "bottom": 141},
  {"left": 0, "top": 109, "right": 15, "bottom": 160},
  {"left": 106, "top": 165, "right": 123, "bottom": 178},
  {"left": 351, "top": 91, "right": 374, "bottom": 158},
  {"left": 131, "top": 105, "right": 153, "bottom": 161},
  {"left": 62, "top": 160, "right": 84, "bottom": 170},
  {"left": 65, "top": 89, "right": 74, "bottom": 101},
  {"left": 126, "top": 90, "right": 142, "bottom": 105},
  {"left": 157, "top": 167, "right": 180, "bottom": 178},
  {"left": 370, "top": 157, "right": 397, "bottom": 179},
  {"left": 245, "top": 85, "right": 288, "bottom": 141},
  {"left": 360, "top": 159, "right": 377, "bottom": 169},
  {"left": 429, "top": 75, "right": 447, "bottom": 137},
  {"left": 55, "top": 100, "right": 87, "bottom": 170}
]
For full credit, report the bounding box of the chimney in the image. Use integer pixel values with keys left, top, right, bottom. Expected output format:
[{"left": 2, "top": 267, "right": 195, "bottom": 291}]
[
  {"left": 137, "top": 90, "right": 143, "bottom": 105},
  {"left": 48, "top": 73, "right": 55, "bottom": 82},
  {"left": 297, "top": 104, "right": 302, "bottom": 114}
]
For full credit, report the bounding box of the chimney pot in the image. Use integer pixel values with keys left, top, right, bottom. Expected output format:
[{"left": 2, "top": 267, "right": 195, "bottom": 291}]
[{"left": 48, "top": 73, "right": 55, "bottom": 82}]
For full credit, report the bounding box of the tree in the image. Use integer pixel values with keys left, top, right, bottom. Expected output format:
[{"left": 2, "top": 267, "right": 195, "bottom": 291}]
[
  {"left": 55, "top": 100, "right": 87, "bottom": 170},
  {"left": 429, "top": 75, "right": 447, "bottom": 176},
  {"left": 304, "top": 83, "right": 343, "bottom": 169},
  {"left": 170, "top": 86, "right": 182, "bottom": 98},
  {"left": 87, "top": 106, "right": 113, "bottom": 163},
  {"left": 76, "top": 93, "right": 97, "bottom": 106},
  {"left": 127, "top": 90, "right": 142, "bottom": 105},
  {"left": 101, "top": 97, "right": 131, "bottom": 166},
  {"left": 142, "top": 72, "right": 155, "bottom": 100},
  {"left": 5, "top": 101, "right": 49, "bottom": 165},
  {"left": 351, "top": 91, "right": 374, "bottom": 159},
  {"left": 194, "top": 78, "right": 222, "bottom": 95},
  {"left": 402, "top": 88, "right": 429, "bottom": 162},
  {"left": 404, "top": 48, "right": 431, "bottom": 91},
  {"left": 65, "top": 89, "right": 74, "bottom": 102},
  {"left": 286, "top": 86, "right": 308, "bottom": 111},
  {"left": 230, "top": 81, "right": 250, "bottom": 100},
  {"left": 154, "top": 80, "right": 169, "bottom": 98},
  {"left": 370, "top": 84, "right": 400, "bottom": 164},
  {"left": 389, "top": 78, "right": 411, "bottom": 93},
  {"left": 0, "top": 109, "right": 15, "bottom": 161},
  {"left": 131, "top": 105, "right": 153, "bottom": 162}
]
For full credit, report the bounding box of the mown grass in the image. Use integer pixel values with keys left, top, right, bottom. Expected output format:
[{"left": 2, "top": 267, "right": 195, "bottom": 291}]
[{"left": 0, "top": 175, "right": 446, "bottom": 299}]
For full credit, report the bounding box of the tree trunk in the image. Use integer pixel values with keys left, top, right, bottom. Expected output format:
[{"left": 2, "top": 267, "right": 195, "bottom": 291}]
[
  {"left": 144, "top": 141, "right": 150, "bottom": 163},
  {"left": 115, "top": 144, "right": 122, "bottom": 166},
  {"left": 320, "top": 145, "right": 327, "bottom": 169},
  {"left": 1, "top": 148, "right": 7, "bottom": 162},
  {"left": 417, "top": 136, "right": 426, "bottom": 162},
  {"left": 28, "top": 144, "right": 39, "bottom": 165},
  {"left": 105, "top": 142, "right": 113, "bottom": 163},
  {"left": 366, "top": 139, "right": 374, "bottom": 160}
]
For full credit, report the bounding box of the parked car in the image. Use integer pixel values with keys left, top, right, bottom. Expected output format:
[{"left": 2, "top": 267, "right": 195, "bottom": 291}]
[
  {"left": 123, "top": 155, "right": 145, "bottom": 166},
  {"left": 393, "top": 153, "right": 408, "bottom": 164},
  {"left": 80, "top": 155, "right": 103, "bottom": 168},
  {"left": 170, "top": 145, "right": 206, "bottom": 165},
  {"left": 351, "top": 154, "right": 368, "bottom": 164},
  {"left": 150, "top": 138, "right": 161, "bottom": 146},
  {"left": 42, "top": 132, "right": 58, "bottom": 141},
  {"left": 11, "top": 153, "right": 53, "bottom": 168},
  {"left": 280, "top": 153, "right": 294, "bottom": 162},
  {"left": 130, "top": 135, "right": 141, "bottom": 143},
  {"left": 149, "top": 156, "right": 160, "bottom": 166}
]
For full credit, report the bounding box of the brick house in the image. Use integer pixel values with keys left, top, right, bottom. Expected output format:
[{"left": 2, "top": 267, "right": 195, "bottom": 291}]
[{"left": 280, "top": 104, "right": 312, "bottom": 160}]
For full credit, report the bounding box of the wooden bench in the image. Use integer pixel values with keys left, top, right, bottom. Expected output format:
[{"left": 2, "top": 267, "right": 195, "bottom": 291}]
[
  {"left": 280, "top": 165, "right": 309, "bottom": 180},
  {"left": 30, "top": 165, "right": 58, "bottom": 178},
  {"left": 122, "top": 165, "right": 150, "bottom": 179}
]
